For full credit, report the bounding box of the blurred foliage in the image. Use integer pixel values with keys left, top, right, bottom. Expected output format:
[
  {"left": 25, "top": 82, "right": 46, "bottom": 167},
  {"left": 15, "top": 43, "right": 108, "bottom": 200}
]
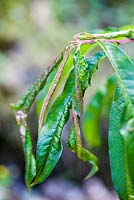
[
  {"left": 0, "top": 165, "right": 12, "bottom": 187},
  {"left": 0, "top": 52, "right": 7, "bottom": 83},
  {"left": 0, "top": 0, "right": 134, "bottom": 44},
  {"left": 0, "top": 0, "right": 31, "bottom": 41},
  {"left": 82, "top": 75, "right": 117, "bottom": 148},
  {"left": 52, "top": 0, "right": 134, "bottom": 28}
]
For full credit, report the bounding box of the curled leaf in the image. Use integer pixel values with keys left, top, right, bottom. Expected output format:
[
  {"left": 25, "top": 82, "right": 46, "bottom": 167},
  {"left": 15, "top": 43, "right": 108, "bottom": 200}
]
[
  {"left": 32, "top": 70, "right": 75, "bottom": 186},
  {"left": 16, "top": 111, "right": 36, "bottom": 188},
  {"left": 67, "top": 124, "right": 98, "bottom": 179}
]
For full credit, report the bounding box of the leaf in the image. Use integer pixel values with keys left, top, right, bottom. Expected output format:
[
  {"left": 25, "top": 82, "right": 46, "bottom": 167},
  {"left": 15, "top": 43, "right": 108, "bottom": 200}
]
[
  {"left": 66, "top": 50, "right": 105, "bottom": 179},
  {"left": 33, "top": 50, "right": 105, "bottom": 186},
  {"left": 16, "top": 112, "right": 36, "bottom": 188},
  {"left": 67, "top": 124, "right": 98, "bottom": 179},
  {"left": 97, "top": 41, "right": 134, "bottom": 111},
  {"left": 73, "top": 49, "right": 85, "bottom": 117},
  {"left": 13, "top": 45, "right": 101, "bottom": 188},
  {"left": 109, "top": 86, "right": 134, "bottom": 199},
  {"left": 24, "top": 126, "right": 36, "bottom": 187},
  {"left": 85, "top": 51, "right": 106, "bottom": 82},
  {"left": 73, "top": 50, "right": 106, "bottom": 116},
  {"left": 97, "top": 41, "right": 134, "bottom": 199},
  {"left": 37, "top": 44, "right": 97, "bottom": 123},
  {"left": 82, "top": 75, "right": 117, "bottom": 148},
  {"left": 31, "top": 70, "right": 75, "bottom": 186}
]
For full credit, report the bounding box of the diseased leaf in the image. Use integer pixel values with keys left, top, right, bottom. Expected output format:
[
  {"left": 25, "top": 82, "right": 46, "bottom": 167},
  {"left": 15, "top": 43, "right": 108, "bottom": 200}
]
[
  {"left": 109, "top": 86, "right": 134, "bottom": 199},
  {"left": 32, "top": 70, "right": 75, "bottom": 186},
  {"left": 74, "top": 49, "right": 90, "bottom": 92},
  {"left": 66, "top": 50, "right": 105, "bottom": 179},
  {"left": 82, "top": 75, "right": 117, "bottom": 148},
  {"left": 37, "top": 44, "right": 97, "bottom": 124},
  {"left": 33, "top": 50, "right": 105, "bottom": 185},
  {"left": 24, "top": 127, "right": 36, "bottom": 187},
  {"left": 67, "top": 125, "right": 98, "bottom": 179},
  {"left": 73, "top": 49, "right": 85, "bottom": 117},
  {"left": 13, "top": 49, "right": 104, "bottom": 188},
  {"left": 16, "top": 111, "right": 36, "bottom": 188},
  {"left": 73, "top": 50, "right": 106, "bottom": 116},
  {"left": 85, "top": 51, "right": 106, "bottom": 85}
]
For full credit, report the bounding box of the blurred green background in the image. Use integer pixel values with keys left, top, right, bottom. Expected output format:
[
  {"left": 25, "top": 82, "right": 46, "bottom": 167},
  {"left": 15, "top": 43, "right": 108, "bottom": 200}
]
[{"left": 0, "top": 0, "right": 134, "bottom": 200}]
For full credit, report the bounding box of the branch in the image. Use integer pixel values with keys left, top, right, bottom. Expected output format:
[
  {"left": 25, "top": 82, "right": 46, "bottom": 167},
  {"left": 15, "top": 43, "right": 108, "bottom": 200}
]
[
  {"left": 75, "top": 29, "right": 134, "bottom": 40},
  {"left": 72, "top": 29, "right": 134, "bottom": 46}
]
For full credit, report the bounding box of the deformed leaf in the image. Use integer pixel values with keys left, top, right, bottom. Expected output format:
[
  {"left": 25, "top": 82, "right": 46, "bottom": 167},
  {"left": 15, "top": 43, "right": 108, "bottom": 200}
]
[
  {"left": 37, "top": 44, "right": 97, "bottom": 124},
  {"left": 24, "top": 126, "right": 36, "bottom": 187},
  {"left": 33, "top": 50, "right": 105, "bottom": 185},
  {"left": 73, "top": 50, "right": 106, "bottom": 116},
  {"left": 85, "top": 51, "right": 106, "bottom": 85},
  {"left": 68, "top": 124, "right": 98, "bottom": 179},
  {"left": 66, "top": 50, "right": 105, "bottom": 179},
  {"left": 73, "top": 48, "right": 88, "bottom": 118},
  {"left": 16, "top": 111, "right": 36, "bottom": 188},
  {"left": 31, "top": 70, "right": 75, "bottom": 186}
]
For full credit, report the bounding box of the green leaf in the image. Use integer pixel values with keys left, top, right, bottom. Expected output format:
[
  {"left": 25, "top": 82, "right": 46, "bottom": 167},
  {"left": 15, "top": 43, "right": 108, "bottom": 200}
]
[
  {"left": 24, "top": 126, "right": 36, "bottom": 187},
  {"left": 74, "top": 49, "right": 90, "bottom": 92},
  {"left": 97, "top": 41, "right": 134, "bottom": 112},
  {"left": 67, "top": 125, "right": 98, "bottom": 179},
  {"left": 37, "top": 44, "right": 97, "bottom": 123},
  {"left": 16, "top": 112, "right": 36, "bottom": 188},
  {"left": 32, "top": 70, "right": 75, "bottom": 186},
  {"left": 109, "top": 86, "right": 134, "bottom": 199},
  {"left": 97, "top": 41, "right": 134, "bottom": 199},
  {"left": 85, "top": 51, "right": 106, "bottom": 84},
  {"left": 73, "top": 50, "right": 106, "bottom": 115},
  {"left": 82, "top": 75, "right": 117, "bottom": 148},
  {"left": 66, "top": 49, "right": 105, "bottom": 179},
  {"left": 73, "top": 49, "right": 85, "bottom": 117},
  {"left": 33, "top": 50, "right": 105, "bottom": 186}
]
